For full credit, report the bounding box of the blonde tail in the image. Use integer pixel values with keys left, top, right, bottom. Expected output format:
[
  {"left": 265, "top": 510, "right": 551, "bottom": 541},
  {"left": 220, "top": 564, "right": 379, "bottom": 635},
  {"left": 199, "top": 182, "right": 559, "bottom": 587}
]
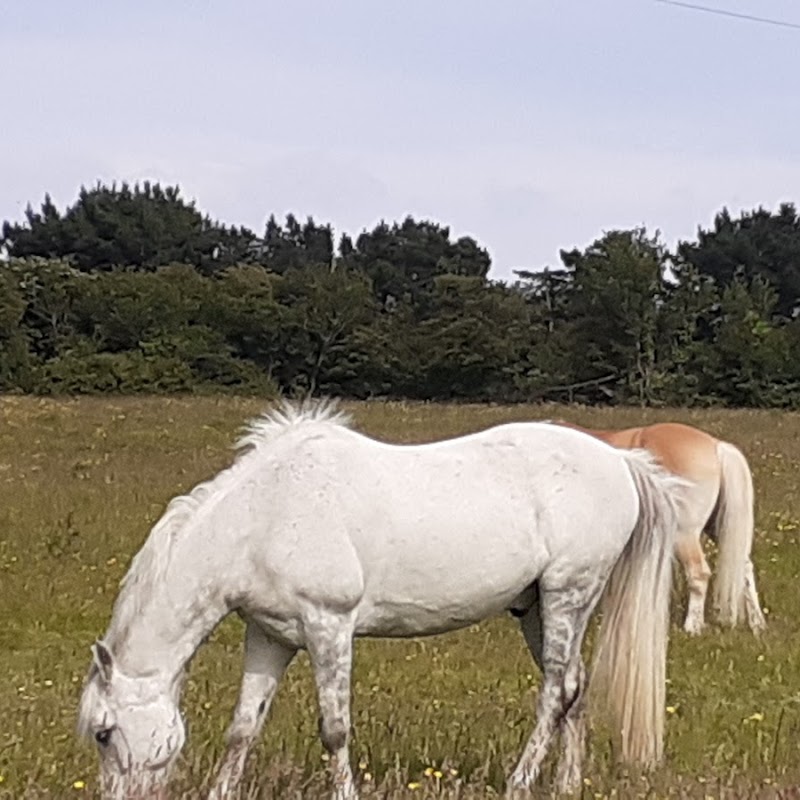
[
  {"left": 712, "top": 441, "right": 758, "bottom": 627},
  {"left": 591, "top": 450, "right": 682, "bottom": 766}
]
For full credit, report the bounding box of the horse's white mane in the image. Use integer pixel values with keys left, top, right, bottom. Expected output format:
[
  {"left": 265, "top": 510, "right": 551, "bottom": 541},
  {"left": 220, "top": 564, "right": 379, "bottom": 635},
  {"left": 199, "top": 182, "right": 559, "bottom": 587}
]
[
  {"left": 237, "top": 398, "right": 351, "bottom": 452},
  {"left": 104, "top": 399, "right": 351, "bottom": 651}
]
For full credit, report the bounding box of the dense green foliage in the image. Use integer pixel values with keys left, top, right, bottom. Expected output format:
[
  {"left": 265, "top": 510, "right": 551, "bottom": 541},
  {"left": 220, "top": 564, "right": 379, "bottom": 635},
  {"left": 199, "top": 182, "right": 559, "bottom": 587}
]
[{"left": 3, "top": 183, "right": 800, "bottom": 405}]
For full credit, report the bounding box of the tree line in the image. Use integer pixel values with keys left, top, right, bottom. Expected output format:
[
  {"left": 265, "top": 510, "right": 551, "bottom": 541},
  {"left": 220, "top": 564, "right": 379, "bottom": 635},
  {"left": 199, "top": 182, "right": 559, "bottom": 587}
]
[{"left": 2, "top": 181, "right": 799, "bottom": 406}]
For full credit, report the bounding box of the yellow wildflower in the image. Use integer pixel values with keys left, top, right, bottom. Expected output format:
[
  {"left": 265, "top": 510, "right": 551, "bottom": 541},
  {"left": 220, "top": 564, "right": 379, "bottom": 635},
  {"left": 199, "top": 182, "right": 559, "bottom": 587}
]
[
  {"left": 73, "top": 780, "right": 86, "bottom": 790},
  {"left": 666, "top": 705, "right": 677, "bottom": 714},
  {"left": 408, "top": 781, "right": 421, "bottom": 790},
  {"left": 433, "top": 770, "right": 443, "bottom": 779},
  {"left": 424, "top": 766, "right": 435, "bottom": 777},
  {"left": 747, "top": 712, "right": 764, "bottom": 723}
]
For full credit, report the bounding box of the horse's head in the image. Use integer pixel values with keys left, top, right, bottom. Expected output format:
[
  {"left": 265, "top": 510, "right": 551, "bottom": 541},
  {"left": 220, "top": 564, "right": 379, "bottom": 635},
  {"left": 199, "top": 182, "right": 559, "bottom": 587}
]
[{"left": 77, "top": 641, "right": 185, "bottom": 799}]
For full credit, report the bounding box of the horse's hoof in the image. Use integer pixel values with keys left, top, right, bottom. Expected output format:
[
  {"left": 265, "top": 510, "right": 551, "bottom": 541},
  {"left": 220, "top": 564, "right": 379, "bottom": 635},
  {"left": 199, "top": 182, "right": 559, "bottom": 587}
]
[{"left": 683, "top": 621, "right": 705, "bottom": 636}]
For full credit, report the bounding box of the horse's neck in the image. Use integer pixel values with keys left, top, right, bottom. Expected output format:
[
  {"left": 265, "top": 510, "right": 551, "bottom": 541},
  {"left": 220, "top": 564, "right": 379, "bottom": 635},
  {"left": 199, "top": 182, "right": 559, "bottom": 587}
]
[{"left": 107, "top": 536, "right": 232, "bottom": 681}]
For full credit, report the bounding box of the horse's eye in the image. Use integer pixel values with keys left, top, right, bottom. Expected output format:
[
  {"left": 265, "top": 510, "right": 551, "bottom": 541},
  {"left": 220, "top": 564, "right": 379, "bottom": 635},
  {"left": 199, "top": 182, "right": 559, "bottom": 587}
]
[{"left": 95, "top": 728, "right": 112, "bottom": 746}]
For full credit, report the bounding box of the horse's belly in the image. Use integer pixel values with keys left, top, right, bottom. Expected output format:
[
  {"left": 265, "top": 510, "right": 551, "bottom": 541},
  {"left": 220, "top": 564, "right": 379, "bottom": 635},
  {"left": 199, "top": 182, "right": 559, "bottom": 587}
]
[
  {"left": 354, "top": 595, "right": 521, "bottom": 638},
  {"left": 353, "top": 538, "right": 545, "bottom": 637}
]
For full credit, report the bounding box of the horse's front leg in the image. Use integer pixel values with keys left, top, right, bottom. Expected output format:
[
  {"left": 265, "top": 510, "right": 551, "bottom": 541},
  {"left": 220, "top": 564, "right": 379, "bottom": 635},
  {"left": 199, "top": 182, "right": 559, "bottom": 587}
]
[
  {"left": 306, "top": 610, "right": 358, "bottom": 800},
  {"left": 208, "top": 622, "right": 295, "bottom": 800}
]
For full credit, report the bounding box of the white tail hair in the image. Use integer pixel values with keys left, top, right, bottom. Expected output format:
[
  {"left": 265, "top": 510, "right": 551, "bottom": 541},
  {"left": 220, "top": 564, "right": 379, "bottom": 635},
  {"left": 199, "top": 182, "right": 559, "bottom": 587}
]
[
  {"left": 711, "top": 441, "right": 755, "bottom": 627},
  {"left": 591, "top": 450, "right": 682, "bottom": 766}
]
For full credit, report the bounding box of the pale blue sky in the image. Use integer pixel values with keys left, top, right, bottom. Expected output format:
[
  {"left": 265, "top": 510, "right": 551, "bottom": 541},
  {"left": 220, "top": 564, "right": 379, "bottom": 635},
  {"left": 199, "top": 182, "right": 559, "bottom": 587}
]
[{"left": 3, "top": 1, "right": 799, "bottom": 280}]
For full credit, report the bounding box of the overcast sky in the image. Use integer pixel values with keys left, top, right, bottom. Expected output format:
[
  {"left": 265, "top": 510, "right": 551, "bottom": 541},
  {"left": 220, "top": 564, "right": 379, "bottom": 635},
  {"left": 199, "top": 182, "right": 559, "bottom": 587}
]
[{"left": 3, "top": 1, "right": 800, "bottom": 280}]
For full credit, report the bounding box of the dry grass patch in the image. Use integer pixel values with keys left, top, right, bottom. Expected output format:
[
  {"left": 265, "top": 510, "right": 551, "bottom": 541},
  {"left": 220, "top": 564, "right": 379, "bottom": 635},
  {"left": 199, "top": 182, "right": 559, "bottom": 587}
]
[{"left": 1, "top": 397, "right": 799, "bottom": 798}]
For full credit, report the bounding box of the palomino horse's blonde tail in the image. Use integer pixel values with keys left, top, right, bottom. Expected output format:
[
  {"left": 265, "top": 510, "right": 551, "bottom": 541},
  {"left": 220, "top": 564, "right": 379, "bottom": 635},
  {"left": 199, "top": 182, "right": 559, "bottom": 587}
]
[
  {"left": 591, "top": 450, "right": 682, "bottom": 767},
  {"left": 712, "top": 441, "right": 755, "bottom": 627}
]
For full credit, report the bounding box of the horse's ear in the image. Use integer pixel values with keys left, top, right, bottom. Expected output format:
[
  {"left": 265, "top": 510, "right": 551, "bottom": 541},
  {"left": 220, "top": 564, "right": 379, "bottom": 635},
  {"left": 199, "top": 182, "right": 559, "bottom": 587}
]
[{"left": 91, "top": 640, "right": 114, "bottom": 684}]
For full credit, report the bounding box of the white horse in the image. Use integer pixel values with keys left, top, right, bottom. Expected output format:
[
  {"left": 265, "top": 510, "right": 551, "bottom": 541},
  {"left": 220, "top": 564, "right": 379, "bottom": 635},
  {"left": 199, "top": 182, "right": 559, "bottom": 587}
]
[{"left": 77, "top": 402, "right": 683, "bottom": 799}]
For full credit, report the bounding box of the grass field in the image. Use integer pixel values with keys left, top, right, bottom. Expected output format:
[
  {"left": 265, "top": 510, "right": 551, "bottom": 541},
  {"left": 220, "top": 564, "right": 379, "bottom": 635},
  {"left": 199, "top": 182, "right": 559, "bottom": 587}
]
[{"left": 1, "top": 396, "right": 799, "bottom": 799}]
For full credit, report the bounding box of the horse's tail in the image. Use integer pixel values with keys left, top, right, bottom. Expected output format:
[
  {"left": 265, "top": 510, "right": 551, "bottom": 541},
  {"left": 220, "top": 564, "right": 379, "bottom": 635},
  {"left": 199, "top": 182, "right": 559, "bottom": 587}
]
[
  {"left": 711, "top": 441, "right": 758, "bottom": 627},
  {"left": 591, "top": 449, "right": 682, "bottom": 767}
]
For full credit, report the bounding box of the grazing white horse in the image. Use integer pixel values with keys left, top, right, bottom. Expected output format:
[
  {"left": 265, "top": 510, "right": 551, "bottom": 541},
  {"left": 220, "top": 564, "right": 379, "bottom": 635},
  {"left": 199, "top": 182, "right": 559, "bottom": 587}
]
[{"left": 78, "top": 403, "right": 682, "bottom": 800}]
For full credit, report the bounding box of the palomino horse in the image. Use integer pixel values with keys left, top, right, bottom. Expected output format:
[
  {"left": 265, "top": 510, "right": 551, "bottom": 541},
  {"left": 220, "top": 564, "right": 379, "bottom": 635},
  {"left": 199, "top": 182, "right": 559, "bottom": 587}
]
[
  {"left": 78, "top": 402, "right": 682, "bottom": 799},
  {"left": 558, "top": 421, "right": 766, "bottom": 635}
]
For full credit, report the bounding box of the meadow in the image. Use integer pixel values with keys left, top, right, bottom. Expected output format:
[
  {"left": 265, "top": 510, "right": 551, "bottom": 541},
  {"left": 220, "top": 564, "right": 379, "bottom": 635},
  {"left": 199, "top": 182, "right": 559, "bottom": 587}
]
[{"left": 1, "top": 396, "right": 799, "bottom": 799}]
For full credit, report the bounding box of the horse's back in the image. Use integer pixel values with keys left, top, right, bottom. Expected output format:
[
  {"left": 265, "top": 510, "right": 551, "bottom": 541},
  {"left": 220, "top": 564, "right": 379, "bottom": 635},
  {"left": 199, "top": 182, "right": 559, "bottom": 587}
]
[
  {"left": 582, "top": 422, "right": 720, "bottom": 534},
  {"left": 586, "top": 422, "right": 719, "bottom": 486},
  {"left": 632, "top": 424, "right": 720, "bottom": 489}
]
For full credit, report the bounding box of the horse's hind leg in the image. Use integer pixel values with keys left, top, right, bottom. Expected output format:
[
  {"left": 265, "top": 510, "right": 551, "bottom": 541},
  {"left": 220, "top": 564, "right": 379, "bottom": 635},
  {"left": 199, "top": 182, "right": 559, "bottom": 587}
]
[
  {"left": 744, "top": 559, "right": 767, "bottom": 632},
  {"left": 209, "top": 622, "right": 295, "bottom": 800},
  {"left": 676, "top": 531, "right": 711, "bottom": 635},
  {"left": 508, "top": 577, "right": 603, "bottom": 797},
  {"left": 515, "top": 595, "right": 588, "bottom": 795},
  {"left": 553, "top": 658, "right": 587, "bottom": 794},
  {"left": 306, "top": 610, "right": 358, "bottom": 800}
]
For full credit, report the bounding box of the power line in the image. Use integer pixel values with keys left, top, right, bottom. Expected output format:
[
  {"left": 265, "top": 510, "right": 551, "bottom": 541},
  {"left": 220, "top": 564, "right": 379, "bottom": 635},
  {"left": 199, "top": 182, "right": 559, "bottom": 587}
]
[{"left": 654, "top": 0, "right": 800, "bottom": 31}]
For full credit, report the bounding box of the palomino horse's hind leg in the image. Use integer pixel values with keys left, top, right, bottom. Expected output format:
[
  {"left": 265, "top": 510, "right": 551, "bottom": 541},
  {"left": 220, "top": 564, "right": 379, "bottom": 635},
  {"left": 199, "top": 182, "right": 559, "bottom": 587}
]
[
  {"left": 508, "top": 578, "right": 603, "bottom": 797},
  {"left": 306, "top": 610, "right": 358, "bottom": 800},
  {"left": 675, "top": 532, "right": 711, "bottom": 635},
  {"left": 208, "top": 622, "right": 295, "bottom": 800},
  {"left": 744, "top": 559, "right": 767, "bottom": 632}
]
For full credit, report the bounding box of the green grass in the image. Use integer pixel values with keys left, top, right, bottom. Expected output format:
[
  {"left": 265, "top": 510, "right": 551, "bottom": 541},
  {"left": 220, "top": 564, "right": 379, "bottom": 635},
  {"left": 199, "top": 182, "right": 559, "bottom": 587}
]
[{"left": 1, "top": 397, "right": 799, "bottom": 798}]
